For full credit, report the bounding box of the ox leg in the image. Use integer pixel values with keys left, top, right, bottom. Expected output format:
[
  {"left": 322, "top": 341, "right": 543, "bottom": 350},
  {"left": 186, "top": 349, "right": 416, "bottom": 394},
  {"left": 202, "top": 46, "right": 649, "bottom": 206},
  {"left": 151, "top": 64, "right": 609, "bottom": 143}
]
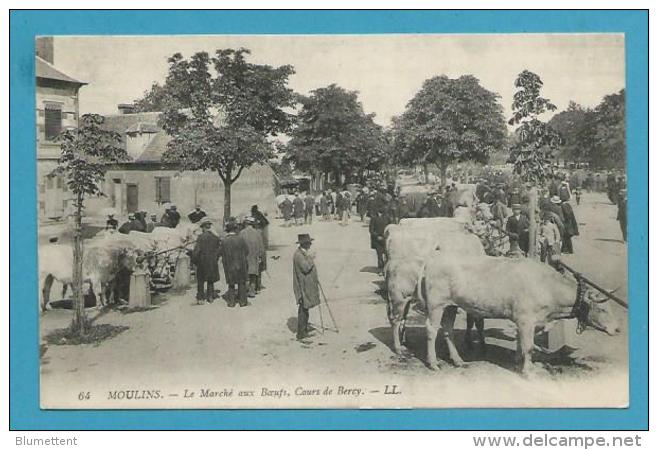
[
  {"left": 41, "top": 274, "right": 54, "bottom": 313},
  {"left": 425, "top": 313, "right": 441, "bottom": 370},
  {"left": 441, "top": 306, "right": 465, "bottom": 367},
  {"left": 475, "top": 317, "right": 486, "bottom": 354},
  {"left": 389, "top": 298, "right": 411, "bottom": 356},
  {"left": 61, "top": 283, "right": 69, "bottom": 299},
  {"left": 517, "top": 321, "right": 538, "bottom": 375},
  {"left": 465, "top": 314, "right": 475, "bottom": 349}
]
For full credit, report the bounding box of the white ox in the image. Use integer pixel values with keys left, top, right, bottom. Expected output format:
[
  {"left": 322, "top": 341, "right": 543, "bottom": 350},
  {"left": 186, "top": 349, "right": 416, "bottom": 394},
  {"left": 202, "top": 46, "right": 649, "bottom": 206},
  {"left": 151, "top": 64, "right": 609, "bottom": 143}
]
[
  {"left": 385, "top": 230, "right": 485, "bottom": 355},
  {"left": 418, "top": 256, "right": 621, "bottom": 373}
]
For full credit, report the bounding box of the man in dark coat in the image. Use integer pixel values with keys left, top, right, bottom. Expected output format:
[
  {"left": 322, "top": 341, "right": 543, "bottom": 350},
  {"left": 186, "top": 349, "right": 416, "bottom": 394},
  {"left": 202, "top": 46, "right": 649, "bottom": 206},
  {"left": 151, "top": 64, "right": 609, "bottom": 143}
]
[
  {"left": 281, "top": 196, "right": 293, "bottom": 226},
  {"left": 240, "top": 217, "right": 265, "bottom": 297},
  {"left": 188, "top": 205, "right": 207, "bottom": 224},
  {"left": 561, "top": 200, "right": 579, "bottom": 254},
  {"left": 220, "top": 219, "right": 249, "bottom": 307},
  {"left": 506, "top": 204, "right": 529, "bottom": 255},
  {"left": 118, "top": 213, "right": 140, "bottom": 234},
  {"left": 161, "top": 204, "right": 181, "bottom": 228},
  {"left": 356, "top": 191, "right": 368, "bottom": 221},
  {"left": 251, "top": 204, "right": 270, "bottom": 249},
  {"left": 335, "top": 191, "right": 344, "bottom": 221},
  {"left": 304, "top": 193, "right": 315, "bottom": 224},
  {"left": 293, "top": 193, "right": 305, "bottom": 225},
  {"left": 369, "top": 210, "right": 390, "bottom": 273},
  {"left": 293, "top": 233, "right": 321, "bottom": 340},
  {"left": 617, "top": 189, "right": 627, "bottom": 242},
  {"left": 190, "top": 217, "right": 221, "bottom": 304}
]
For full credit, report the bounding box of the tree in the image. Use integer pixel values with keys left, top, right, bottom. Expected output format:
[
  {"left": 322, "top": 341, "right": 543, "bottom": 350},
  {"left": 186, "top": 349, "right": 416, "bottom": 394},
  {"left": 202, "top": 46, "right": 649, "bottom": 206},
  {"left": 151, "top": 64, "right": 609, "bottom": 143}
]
[
  {"left": 160, "top": 49, "right": 296, "bottom": 220},
  {"left": 394, "top": 75, "right": 507, "bottom": 186},
  {"left": 55, "top": 114, "right": 127, "bottom": 335},
  {"left": 592, "top": 89, "right": 626, "bottom": 169},
  {"left": 508, "top": 70, "right": 560, "bottom": 182},
  {"left": 132, "top": 82, "right": 169, "bottom": 112},
  {"left": 548, "top": 101, "right": 591, "bottom": 164},
  {"left": 285, "top": 84, "right": 386, "bottom": 185}
]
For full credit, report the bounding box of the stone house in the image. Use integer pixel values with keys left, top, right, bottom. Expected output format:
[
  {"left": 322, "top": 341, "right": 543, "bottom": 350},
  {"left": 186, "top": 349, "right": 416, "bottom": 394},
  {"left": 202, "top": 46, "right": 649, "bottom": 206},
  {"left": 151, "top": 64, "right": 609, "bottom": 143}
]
[
  {"left": 86, "top": 105, "right": 278, "bottom": 221},
  {"left": 36, "top": 37, "right": 87, "bottom": 221}
]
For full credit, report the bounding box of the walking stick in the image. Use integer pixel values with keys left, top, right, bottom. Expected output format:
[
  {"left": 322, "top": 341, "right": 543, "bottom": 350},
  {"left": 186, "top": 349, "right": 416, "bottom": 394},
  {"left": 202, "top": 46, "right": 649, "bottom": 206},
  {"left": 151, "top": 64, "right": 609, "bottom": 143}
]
[
  {"left": 317, "top": 298, "right": 325, "bottom": 334},
  {"left": 317, "top": 280, "right": 339, "bottom": 333}
]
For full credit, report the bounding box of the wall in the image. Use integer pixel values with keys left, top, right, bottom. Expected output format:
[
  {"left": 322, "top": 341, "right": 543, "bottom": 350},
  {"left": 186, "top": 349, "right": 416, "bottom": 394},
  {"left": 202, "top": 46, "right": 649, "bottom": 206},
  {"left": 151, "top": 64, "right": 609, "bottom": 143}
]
[
  {"left": 84, "top": 164, "right": 278, "bottom": 222},
  {"left": 36, "top": 79, "right": 79, "bottom": 220}
]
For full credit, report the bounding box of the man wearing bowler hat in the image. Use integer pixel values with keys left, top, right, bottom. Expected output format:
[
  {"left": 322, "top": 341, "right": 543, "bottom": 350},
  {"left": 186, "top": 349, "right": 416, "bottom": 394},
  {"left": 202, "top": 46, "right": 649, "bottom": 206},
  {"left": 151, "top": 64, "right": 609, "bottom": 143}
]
[
  {"left": 190, "top": 217, "right": 221, "bottom": 304},
  {"left": 293, "top": 233, "right": 320, "bottom": 340}
]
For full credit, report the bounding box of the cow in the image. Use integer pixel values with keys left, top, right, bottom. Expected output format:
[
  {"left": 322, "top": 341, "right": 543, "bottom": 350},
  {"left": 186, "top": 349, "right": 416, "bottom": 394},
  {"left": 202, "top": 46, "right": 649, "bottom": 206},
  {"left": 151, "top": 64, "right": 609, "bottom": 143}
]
[
  {"left": 385, "top": 232, "right": 486, "bottom": 355},
  {"left": 417, "top": 256, "right": 621, "bottom": 373},
  {"left": 39, "top": 241, "right": 139, "bottom": 312}
]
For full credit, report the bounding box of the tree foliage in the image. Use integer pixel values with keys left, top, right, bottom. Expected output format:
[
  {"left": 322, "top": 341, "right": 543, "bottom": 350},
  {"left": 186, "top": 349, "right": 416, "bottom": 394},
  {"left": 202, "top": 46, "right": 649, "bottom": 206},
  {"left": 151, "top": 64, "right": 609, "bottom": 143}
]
[
  {"left": 394, "top": 75, "right": 507, "bottom": 185},
  {"left": 56, "top": 114, "right": 128, "bottom": 198},
  {"left": 285, "top": 84, "right": 386, "bottom": 183},
  {"left": 158, "top": 48, "right": 296, "bottom": 219},
  {"left": 508, "top": 70, "right": 560, "bottom": 182},
  {"left": 548, "top": 90, "right": 626, "bottom": 169},
  {"left": 132, "top": 82, "right": 170, "bottom": 113}
]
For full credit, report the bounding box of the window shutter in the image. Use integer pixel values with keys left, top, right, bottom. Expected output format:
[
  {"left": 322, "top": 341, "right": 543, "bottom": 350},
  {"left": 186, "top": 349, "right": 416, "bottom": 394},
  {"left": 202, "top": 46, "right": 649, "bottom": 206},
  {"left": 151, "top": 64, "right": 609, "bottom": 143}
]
[
  {"left": 44, "top": 104, "right": 62, "bottom": 140},
  {"left": 155, "top": 177, "right": 161, "bottom": 203},
  {"left": 162, "top": 177, "right": 171, "bottom": 203}
]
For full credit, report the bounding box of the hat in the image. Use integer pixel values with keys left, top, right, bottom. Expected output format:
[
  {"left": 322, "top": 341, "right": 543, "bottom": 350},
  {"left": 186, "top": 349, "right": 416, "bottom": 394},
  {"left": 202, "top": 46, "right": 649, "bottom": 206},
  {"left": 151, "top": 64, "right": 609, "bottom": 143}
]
[
  {"left": 107, "top": 212, "right": 115, "bottom": 217},
  {"left": 296, "top": 234, "right": 314, "bottom": 245},
  {"left": 199, "top": 217, "right": 212, "bottom": 227},
  {"left": 511, "top": 203, "right": 522, "bottom": 211},
  {"left": 163, "top": 203, "right": 172, "bottom": 210},
  {"left": 128, "top": 213, "right": 136, "bottom": 219},
  {"left": 551, "top": 196, "right": 562, "bottom": 204},
  {"left": 150, "top": 213, "right": 158, "bottom": 218},
  {"left": 243, "top": 216, "right": 256, "bottom": 224},
  {"left": 170, "top": 204, "right": 177, "bottom": 210}
]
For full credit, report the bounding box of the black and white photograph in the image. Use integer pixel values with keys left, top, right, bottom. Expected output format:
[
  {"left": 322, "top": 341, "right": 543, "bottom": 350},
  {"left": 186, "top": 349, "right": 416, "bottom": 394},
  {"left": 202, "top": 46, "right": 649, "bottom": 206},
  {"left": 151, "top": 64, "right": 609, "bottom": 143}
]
[{"left": 36, "top": 33, "right": 629, "bottom": 409}]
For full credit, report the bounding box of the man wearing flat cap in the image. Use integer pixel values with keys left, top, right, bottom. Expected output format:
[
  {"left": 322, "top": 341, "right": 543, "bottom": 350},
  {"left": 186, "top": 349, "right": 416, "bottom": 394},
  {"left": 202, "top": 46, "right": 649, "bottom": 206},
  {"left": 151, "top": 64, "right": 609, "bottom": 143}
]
[
  {"left": 190, "top": 217, "right": 221, "bottom": 304},
  {"left": 293, "top": 234, "right": 320, "bottom": 340}
]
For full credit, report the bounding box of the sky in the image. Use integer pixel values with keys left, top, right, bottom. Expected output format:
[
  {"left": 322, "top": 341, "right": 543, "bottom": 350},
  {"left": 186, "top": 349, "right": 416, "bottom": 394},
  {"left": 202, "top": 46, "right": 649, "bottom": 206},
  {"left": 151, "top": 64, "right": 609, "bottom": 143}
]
[{"left": 51, "top": 34, "right": 625, "bottom": 127}]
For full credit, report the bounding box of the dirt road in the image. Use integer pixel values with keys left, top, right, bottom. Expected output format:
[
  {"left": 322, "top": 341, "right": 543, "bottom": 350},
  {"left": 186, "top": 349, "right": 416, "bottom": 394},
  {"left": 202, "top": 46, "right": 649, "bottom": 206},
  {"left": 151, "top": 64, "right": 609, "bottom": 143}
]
[{"left": 40, "top": 192, "right": 628, "bottom": 409}]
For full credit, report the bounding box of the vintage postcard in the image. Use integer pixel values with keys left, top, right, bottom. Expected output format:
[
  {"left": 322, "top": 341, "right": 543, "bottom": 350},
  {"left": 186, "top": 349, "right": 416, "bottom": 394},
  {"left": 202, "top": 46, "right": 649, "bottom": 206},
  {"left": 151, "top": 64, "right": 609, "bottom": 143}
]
[{"left": 37, "top": 33, "right": 628, "bottom": 409}]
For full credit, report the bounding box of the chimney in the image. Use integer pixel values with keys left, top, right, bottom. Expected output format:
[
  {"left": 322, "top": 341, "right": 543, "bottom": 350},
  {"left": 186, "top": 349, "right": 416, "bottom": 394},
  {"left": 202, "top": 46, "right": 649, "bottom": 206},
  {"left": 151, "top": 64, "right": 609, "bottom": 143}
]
[
  {"left": 117, "top": 103, "right": 136, "bottom": 115},
  {"left": 36, "top": 37, "right": 54, "bottom": 64}
]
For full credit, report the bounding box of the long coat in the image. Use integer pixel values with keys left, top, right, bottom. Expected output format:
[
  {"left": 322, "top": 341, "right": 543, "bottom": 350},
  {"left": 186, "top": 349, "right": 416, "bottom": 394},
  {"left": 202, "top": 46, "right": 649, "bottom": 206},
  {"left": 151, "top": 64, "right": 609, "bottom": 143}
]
[
  {"left": 220, "top": 233, "right": 249, "bottom": 284},
  {"left": 561, "top": 201, "right": 579, "bottom": 237},
  {"left": 240, "top": 226, "right": 265, "bottom": 275},
  {"left": 281, "top": 199, "right": 293, "bottom": 220},
  {"left": 369, "top": 214, "right": 390, "bottom": 250},
  {"left": 293, "top": 197, "right": 305, "bottom": 219},
  {"left": 293, "top": 248, "right": 320, "bottom": 309},
  {"left": 191, "top": 230, "right": 221, "bottom": 283}
]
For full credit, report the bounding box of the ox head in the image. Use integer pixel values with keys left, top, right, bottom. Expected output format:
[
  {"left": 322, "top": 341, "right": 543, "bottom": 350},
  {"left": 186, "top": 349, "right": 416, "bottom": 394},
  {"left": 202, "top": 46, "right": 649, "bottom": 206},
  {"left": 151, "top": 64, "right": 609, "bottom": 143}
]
[{"left": 582, "top": 289, "right": 622, "bottom": 336}]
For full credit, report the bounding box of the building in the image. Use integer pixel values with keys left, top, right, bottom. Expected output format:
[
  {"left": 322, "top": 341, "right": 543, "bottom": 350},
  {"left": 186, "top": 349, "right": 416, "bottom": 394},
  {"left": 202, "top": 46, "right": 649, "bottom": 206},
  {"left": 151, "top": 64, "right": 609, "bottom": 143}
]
[
  {"left": 36, "top": 37, "right": 87, "bottom": 221},
  {"left": 86, "top": 105, "right": 278, "bottom": 221}
]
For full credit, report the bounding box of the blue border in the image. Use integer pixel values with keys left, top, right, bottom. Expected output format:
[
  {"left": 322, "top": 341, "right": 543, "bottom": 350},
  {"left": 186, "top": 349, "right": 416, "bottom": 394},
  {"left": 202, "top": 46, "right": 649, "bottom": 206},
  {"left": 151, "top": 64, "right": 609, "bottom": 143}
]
[{"left": 10, "top": 10, "right": 648, "bottom": 430}]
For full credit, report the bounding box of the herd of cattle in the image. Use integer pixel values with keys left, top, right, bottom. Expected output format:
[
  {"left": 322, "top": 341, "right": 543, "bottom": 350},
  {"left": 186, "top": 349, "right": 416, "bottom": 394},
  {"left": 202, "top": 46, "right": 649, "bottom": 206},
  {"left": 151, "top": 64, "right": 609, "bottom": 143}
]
[
  {"left": 383, "top": 186, "right": 621, "bottom": 374},
  {"left": 39, "top": 224, "right": 200, "bottom": 312},
  {"left": 39, "top": 183, "right": 622, "bottom": 375}
]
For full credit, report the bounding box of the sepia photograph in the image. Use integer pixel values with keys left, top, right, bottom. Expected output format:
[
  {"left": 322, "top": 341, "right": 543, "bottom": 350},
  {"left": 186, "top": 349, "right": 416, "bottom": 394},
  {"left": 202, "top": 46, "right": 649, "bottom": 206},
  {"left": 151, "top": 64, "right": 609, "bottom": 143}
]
[{"left": 35, "top": 33, "right": 629, "bottom": 409}]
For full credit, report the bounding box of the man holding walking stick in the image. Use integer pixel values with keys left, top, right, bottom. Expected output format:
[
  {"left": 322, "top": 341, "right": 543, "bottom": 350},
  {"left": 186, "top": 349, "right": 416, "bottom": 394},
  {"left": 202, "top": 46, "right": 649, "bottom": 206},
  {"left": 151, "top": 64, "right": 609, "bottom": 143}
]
[{"left": 292, "top": 233, "right": 321, "bottom": 341}]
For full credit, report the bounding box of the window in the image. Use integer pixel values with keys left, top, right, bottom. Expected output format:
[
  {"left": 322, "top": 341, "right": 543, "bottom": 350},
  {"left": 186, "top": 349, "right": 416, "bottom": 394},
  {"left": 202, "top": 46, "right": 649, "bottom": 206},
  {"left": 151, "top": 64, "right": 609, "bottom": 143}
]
[
  {"left": 44, "top": 103, "right": 62, "bottom": 140},
  {"left": 155, "top": 177, "right": 171, "bottom": 204}
]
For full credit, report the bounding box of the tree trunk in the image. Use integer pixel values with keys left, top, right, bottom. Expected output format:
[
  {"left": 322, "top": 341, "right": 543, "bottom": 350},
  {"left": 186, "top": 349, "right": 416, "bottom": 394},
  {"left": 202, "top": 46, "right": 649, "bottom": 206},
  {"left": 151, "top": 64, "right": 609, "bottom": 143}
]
[
  {"left": 223, "top": 179, "right": 232, "bottom": 224},
  {"left": 438, "top": 161, "right": 448, "bottom": 188},
  {"left": 423, "top": 163, "right": 429, "bottom": 185},
  {"left": 527, "top": 187, "right": 538, "bottom": 259},
  {"left": 71, "top": 193, "right": 87, "bottom": 335}
]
